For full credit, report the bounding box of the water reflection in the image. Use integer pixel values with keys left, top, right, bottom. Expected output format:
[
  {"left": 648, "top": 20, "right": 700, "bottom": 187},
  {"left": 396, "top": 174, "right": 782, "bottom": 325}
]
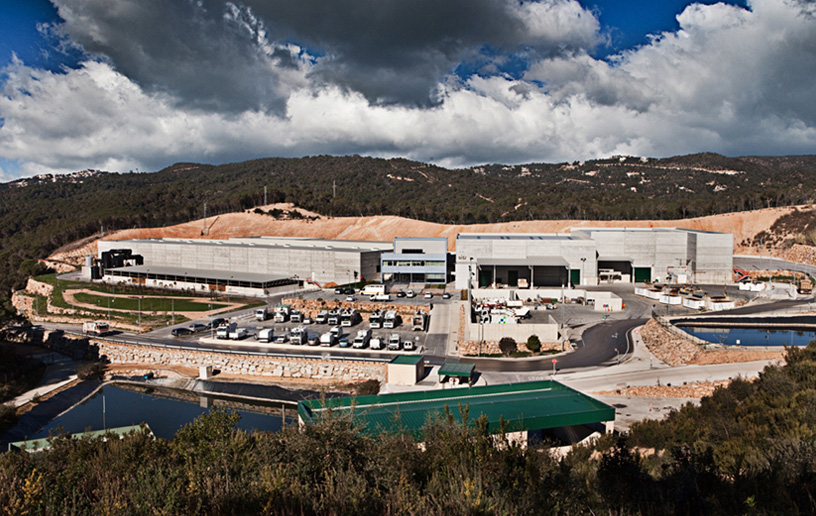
[{"left": 33, "top": 384, "right": 290, "bottom": 441}]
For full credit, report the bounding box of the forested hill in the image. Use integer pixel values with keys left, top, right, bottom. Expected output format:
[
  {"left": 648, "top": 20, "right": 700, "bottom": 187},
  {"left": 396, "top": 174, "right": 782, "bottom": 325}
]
[{"left": 1, "top": 152, "right": 816, "bottom": 320}]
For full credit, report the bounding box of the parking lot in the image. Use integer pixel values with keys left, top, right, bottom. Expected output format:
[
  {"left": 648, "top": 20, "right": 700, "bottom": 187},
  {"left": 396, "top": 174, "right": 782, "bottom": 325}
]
[{"left": 203, "top": 317, "right": 428, "bottom": 354}]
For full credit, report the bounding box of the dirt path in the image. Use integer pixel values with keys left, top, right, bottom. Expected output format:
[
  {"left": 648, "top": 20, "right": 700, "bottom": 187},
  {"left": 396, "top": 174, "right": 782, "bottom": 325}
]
[{"left": 61, "top": 289, "right": 245, "bottom": 320}]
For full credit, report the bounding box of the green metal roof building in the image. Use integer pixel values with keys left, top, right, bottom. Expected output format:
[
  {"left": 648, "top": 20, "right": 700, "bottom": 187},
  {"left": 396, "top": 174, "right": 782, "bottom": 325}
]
[{"left": 298, "top": 380, "right": 615, "bottom": 441}]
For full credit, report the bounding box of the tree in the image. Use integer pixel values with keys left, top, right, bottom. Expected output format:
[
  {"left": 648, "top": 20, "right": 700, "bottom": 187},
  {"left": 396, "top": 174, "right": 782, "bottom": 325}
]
[
  {"left": 498, "top": 337, "right": 516, "bottom": 355},
  {"left": 526, "top": 334, "right": 541, "bottom": 353}
]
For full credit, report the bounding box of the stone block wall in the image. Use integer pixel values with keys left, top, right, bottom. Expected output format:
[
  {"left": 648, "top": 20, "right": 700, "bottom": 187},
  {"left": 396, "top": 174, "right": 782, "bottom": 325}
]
[{"left": 93, "top": 339, "right": 386, "bottom": 382}]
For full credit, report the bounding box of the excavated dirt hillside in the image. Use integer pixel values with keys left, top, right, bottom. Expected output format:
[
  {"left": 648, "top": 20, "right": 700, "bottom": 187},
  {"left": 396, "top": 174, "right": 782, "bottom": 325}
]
[{"left": 49, "top": 205, "right": 807, "bottom": 266}]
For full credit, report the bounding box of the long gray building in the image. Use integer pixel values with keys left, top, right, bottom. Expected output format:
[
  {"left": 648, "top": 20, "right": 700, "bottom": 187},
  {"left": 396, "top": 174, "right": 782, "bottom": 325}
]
[
  {"left": 97, "top": 237, "right": 392, "bottom": 293},
  {"left": 454, "top": 228, "right": 733, "bottom": 289}
]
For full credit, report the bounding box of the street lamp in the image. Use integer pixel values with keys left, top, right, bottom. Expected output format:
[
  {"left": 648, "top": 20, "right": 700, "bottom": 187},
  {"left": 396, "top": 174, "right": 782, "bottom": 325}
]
[{"left": 580, "top": 257, "right": 586, "bottom": 286}]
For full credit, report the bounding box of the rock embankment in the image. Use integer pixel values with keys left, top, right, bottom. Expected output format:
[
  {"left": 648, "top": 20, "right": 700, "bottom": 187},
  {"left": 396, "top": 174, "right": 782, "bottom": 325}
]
[
  {"left": 594, "top": 380, "right": 731, "bottom": 399},
  {"left": 640, "top": 319, "right": 785, "bottom": 366},
  {"left": 282, "top": 298, "right": 428, "bottom": 320}
]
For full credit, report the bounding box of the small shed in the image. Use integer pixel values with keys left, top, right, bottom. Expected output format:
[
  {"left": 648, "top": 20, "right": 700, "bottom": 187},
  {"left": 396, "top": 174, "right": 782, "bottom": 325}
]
[
  {"left": 387, "top": 355, "right": 425, "bottom": 385},
  {"left": 438, "top": 362, "right": 475, "bottom": 386}
]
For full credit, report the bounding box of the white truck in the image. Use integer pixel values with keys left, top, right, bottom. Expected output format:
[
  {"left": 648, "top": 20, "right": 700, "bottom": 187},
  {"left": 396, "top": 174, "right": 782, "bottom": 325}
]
[
  {"left": 371, "top": 293, "right": 391, "bottom": 302},
  {"left": 369, "top": 310, "right": 383, "bottom": 329},
  {"left": 315, "top": 310, "right": 328, "bottom": 324},
  {"left": 387, "top": 333, "right": 401, "bottom": 351},
  {"left": 353, "top": 329, "right": 371, "bottom": 348},
  {"left": 370, "top": 336, "right": 384, "bottom": 350},
  {"left": 320, "top": 331, "right": 337, "bottom": 347},
  {"left": 340, "top": 309, "right": 361, "bottom": 327},
  {"left": 255, "top": 308, "right": 269, "bottom": 321},
  {"left": 327, "top": 310, "right": 340, "bottom": 326},
  {"left": 383, "top": 311, "right": 401, "bottom": 329},
  {"left": 412, "top": 312, "right": 427, "bottom": 331},
  {"left": 360, "top": 283, "right": 386, "bottom": 296},
  {"left": 83, "top": 321, "right": 110, "bottom": 336},
  {"left": 217, "top": 322, "right": 236, "bottom": 339},
  {"left": 257, "top": 328, "right": 274, "bottom": 342},
  {"left": 273, "top": 306, "right": 290, "bottom": 323},
  {"left": 290, "top": 326, "right": 307, "bottom": 345},
  {"left": 229, "top": 326, "right": 248, "bottom": 340}
]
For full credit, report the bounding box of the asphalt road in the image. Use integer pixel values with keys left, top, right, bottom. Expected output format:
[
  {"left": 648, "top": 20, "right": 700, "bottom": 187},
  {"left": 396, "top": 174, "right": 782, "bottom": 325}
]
[
  {"left": 735, "top": 256, "right": 816, "bottom": 276},
  {"left": 458, "top": 318, "right": 647, "bottom": 373}
]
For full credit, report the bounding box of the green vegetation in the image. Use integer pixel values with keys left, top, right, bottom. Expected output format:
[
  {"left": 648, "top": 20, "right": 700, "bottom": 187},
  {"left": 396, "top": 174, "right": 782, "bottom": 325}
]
[
  {"left": 1, "top": 153, "right": 816, "bottom": 326},
  {"left": 3, "top": 345, "right": 816, "bottom": 513},
  {"left": 72, "top": 292, "right": 227, "bottom": 312},
  {"left": 498, "top": 337, "right": 517, "bottom": 355},
  {"left": 526, "top": 334, "right": 541, "bottom": 353}
]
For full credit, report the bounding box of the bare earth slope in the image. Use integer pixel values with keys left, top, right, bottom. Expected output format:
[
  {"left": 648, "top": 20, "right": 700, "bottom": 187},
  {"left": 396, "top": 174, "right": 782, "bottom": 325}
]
[{"left": 50, "top": 205, "right": 803, "bottom": 264}]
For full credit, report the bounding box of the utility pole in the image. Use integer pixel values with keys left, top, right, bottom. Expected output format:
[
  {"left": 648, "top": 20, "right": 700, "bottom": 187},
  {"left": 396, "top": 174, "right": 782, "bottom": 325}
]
[
  {"left": 264, "top": 186, "right": 267, "bottom": 206},
  {"left": 333, "top": 180, "right": 336, "bottom": 198}
]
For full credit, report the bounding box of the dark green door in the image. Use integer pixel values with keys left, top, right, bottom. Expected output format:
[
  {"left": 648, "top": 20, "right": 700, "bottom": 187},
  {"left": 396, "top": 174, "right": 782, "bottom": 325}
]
[
  {"left": 479, "top": 270, "right": 492, "bottom": 288},
  {"left": 570, "top": 269, "right": 580, "bottom": 286},
  {"left": 508, "top": 270, "right": 518, "bottom": 287},
  {"left": 634, "top": 267, "right": 651, "bottom": 283}
]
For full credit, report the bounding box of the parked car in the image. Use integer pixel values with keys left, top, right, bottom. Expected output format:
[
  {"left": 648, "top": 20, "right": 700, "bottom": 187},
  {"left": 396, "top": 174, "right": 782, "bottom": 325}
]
[
  {"left": 343, "top": 287, "right": 355, "bottom": 295},
  {"left": 396, "top": 291, "right": 406, "bottom": 298},
  {"left": 208, "top": 317, "right": 226, "bottom": 329},
  {"left": 188, "top": 323, "right": 207, "bottom": 333},
  {"left": 406, "top": 290, "right": 415, "bottom": 298},
  {"left": 402, "top": 340, "right": 415, "bottom": 351},
  {"left": 172, "top": 327, "right": 193, "bottom": 337},
  {"left": 338, "top": 336, "right": 350, "bottom": 348},
  {"left": 424, "top": 292, "right": 433, "bottom": 299},
  {"left": 303, "top": 316, "right": 313, "bottom": 324},
  {"left": 334, "top": 287, "right": 344, "bottom": 295},
  {"left": 274, "top": 334, "right": 289, "bottom": 344},
  {"left": 345, "top": 295, "right": 356, "bottom": 302},
  {"left": 442, "top": 292, "right": 451, "bottom": 299}
]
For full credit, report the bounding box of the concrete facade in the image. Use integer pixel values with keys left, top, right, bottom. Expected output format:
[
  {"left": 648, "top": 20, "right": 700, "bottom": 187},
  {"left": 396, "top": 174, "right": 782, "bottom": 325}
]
[
  {"left": 455, "top": 228, "right": 733, "bottom": 289},
  {"left": 98, "top": 237, "right": 392, "bottom": 288},
  {"left": 381, "top": 237, "right": 451, "bottom": 284}
]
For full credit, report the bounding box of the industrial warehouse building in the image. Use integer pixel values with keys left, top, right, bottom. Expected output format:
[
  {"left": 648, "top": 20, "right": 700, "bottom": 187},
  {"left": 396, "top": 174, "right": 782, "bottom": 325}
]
[
  {"left": 454, "top": 228, "right": 733, "bottom": 290},
  {"left": 96, "top": 237, "right": 392, "bottom": 295},
  {"left": 298, "top": 380, "right": 615, "bottom": 444}
]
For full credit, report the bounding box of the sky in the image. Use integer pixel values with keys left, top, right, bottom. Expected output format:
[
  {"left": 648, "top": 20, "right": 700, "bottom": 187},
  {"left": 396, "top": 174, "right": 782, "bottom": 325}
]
[{"left": 1, "top": 0, "right": 813, "bottom": 180}]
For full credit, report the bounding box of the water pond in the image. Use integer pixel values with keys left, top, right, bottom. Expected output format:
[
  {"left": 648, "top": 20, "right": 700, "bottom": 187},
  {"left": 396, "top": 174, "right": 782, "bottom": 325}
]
[
  {"left": 32, "top": 384, "right": 290, "bottom": 441},
  {"left": 678, "top": 326, "right": 816, "bottom": 347}
]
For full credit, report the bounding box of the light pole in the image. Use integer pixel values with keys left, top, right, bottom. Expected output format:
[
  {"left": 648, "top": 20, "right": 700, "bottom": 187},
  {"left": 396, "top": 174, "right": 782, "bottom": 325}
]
[{"left": 580, "top": 257, "right": 586, "bottom": 286}]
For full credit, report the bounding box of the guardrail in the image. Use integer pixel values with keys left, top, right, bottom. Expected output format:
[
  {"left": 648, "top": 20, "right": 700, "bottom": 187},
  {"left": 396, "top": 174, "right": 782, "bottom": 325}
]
[{"left": 62, "top": 330, "right": 392, "bottom": 363}]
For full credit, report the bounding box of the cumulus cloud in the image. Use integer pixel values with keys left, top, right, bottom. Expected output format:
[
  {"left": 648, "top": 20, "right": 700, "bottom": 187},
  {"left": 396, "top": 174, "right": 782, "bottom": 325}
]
[{"left": 1, "top": 0, "right": 816, "bottom": 179}]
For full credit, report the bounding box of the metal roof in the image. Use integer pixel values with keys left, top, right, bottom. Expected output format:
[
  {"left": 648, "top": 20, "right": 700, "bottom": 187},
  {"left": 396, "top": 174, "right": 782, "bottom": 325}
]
[
  {"left": 106, "top": 237, "right": 390, "bottom": 254},
  {"left": 390, "top": 355, "right": 424, "bottom": 365},
  {"left": 298, "top": 380, "right": 614, "bottom": 439},
  {"left": 458, "top": 233, "right": 576, "bottom": 241},
  {"left": 105, "top": 265, "right": 293, "bottom": 284},
  {"left": 476, "top": 257, "right": 570, "bottom": 267},
  {"left": 438, "top": 362, "right": 475, "bottom": 377},
  {"left": 9, "top": 425, "right": 152, "bottom": 452}
]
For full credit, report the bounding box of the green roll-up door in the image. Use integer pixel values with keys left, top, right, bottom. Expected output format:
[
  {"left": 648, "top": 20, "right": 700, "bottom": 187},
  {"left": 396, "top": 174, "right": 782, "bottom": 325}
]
[
  {"left": 634, "top": 267, "right": 651, "bottom": 282},
  {"left": 479, "top": 269, "right": 491, "bottom": 288},
  {"left": 570, "top": 269, "right": 580, "bottom": 285}
]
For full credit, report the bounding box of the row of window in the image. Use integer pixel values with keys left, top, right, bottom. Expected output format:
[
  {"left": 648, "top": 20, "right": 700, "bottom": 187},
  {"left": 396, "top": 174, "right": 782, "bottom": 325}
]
[{"left": 382, "top": 260, "right": 446, "bottom": 267}]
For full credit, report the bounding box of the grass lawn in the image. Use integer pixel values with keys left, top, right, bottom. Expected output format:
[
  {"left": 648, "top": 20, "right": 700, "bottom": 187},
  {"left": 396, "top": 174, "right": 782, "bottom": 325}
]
[{"left": 73, "top": 292, "right": 229, "bottom": 312}]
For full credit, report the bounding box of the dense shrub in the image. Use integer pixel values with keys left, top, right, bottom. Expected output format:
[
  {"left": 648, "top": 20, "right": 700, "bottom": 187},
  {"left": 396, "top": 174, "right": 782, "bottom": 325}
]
[
  {"left": 526, "top": 334, "right": 541, "bottom": 353},
  {"left": 499, "top": 337, "right": 516, "bottom": 355}
]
